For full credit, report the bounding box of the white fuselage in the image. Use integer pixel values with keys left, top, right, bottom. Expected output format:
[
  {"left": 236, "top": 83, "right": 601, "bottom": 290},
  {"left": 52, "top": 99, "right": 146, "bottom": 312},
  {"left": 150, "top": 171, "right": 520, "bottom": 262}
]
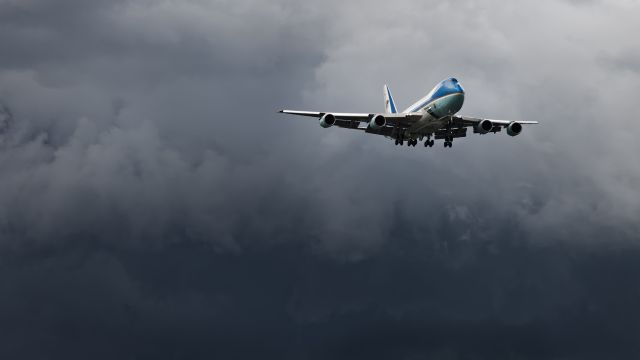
[{"left": 399, "top": 78, "right": 466, "bottom": 137}]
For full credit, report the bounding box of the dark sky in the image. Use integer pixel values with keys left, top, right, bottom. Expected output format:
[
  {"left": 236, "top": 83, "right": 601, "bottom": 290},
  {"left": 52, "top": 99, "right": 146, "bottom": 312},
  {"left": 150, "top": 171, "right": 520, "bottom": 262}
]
[{"left": 1, "top": 0, "right": 640, "bottom": 359}]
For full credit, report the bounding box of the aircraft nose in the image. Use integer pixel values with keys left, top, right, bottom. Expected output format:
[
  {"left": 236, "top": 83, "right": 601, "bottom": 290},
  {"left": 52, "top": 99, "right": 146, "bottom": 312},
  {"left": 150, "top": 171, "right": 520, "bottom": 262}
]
[{"left": 452, "top": 79, "right": 464, "bottom": 94}]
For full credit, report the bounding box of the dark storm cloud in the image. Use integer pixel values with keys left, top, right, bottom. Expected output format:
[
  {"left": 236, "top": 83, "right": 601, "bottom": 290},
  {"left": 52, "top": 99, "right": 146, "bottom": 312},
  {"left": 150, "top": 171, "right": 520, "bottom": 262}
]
[{"left": 0, "top": 0, "right": 640, "bottom": 359}]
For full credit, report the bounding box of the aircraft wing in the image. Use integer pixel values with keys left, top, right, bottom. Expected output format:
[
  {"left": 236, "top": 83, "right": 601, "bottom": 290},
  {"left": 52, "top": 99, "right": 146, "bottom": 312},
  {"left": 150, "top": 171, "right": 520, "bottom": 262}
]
[
  {"left": 418, "top": 115, "right": 538, "bottom": 140},
  {"left": 279, "top": 110, "right": 539, "bottom": 140},
  {"left": 452, "top": 115, "right": 539, "bottom": 127},
  {"left": 279, "top": 110, "right": 422, "bottom": 129}
]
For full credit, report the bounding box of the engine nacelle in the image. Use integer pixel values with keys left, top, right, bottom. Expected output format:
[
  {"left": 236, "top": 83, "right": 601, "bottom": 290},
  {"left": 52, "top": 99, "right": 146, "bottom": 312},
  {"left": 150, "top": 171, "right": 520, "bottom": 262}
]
[
  {"left": 506, "top": 121, "right": 523, "bottom": 136},
  {"left": 319, "top": 113, "right": 336, "bottom": 128},
  {"left": 475, "top": 119, "right": 493, "bottom": 134},
  {"left": 369, "top": 114, "right": 386, "bottom": 130}
]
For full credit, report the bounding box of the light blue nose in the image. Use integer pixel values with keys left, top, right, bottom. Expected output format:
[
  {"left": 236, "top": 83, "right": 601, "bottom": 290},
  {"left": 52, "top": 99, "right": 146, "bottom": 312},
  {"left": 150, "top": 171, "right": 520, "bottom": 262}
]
[{"left": 449, "top": 78, "right": 464, "bottom": 94}]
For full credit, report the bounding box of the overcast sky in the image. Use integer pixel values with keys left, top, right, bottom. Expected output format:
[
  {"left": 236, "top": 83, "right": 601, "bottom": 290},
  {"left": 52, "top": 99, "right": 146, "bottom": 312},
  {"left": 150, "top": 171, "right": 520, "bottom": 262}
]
[{"left": 1, "top": 0, "right": 640, "bottom": 358}]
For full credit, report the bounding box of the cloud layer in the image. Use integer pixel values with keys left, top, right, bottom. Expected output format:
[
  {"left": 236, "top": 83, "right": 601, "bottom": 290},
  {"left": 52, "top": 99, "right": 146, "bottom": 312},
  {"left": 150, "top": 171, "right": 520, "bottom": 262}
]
[{"left": 0, "top": 0, "right": 639, "bottom": 358}]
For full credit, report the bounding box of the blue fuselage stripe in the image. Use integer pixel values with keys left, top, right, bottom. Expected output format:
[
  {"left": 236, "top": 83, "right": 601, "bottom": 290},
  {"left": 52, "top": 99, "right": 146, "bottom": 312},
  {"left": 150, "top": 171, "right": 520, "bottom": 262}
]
[{"left": 408, "top": 93, "right": 458, "bottom": 113}]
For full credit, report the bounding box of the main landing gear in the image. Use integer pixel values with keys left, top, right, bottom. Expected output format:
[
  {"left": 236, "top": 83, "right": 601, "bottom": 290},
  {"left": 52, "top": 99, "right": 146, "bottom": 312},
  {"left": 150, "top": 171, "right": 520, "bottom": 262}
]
[
  {"left": 395, "top": 138, "right": 418, "bottom": 147},
  {"left": 396, "top": 134, "right": 449, "bottom": 148},
  {"left": 394, "top": 132, "right": 404, "bottom": 146},
  {"left": 395, "top": 138, "right": 450, "bottom": 148},
  {"left": 423, "top": 134, "right": 434, "bottom": 148}
]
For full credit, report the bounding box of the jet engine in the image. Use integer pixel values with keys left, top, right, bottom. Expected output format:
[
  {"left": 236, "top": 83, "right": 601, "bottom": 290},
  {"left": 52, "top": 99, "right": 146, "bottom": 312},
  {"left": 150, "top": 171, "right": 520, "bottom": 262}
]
[
  {"left": 369, "top": 114, "right": 386, "bottom": 130},
  {"left": 507, "top": 121, "right": 523, "bottom": 136},
  {"left": 475, "top": 119, "right": 493, "bottom": 134},
  {"left": 319, "top": 113, "right": 336, "bottom": 128}
]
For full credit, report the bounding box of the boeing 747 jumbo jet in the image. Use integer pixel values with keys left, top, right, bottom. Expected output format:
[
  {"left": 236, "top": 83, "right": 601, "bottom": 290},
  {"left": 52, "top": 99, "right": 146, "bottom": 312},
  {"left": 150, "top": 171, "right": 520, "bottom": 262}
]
[{"left": 279, "top": 78, "right": 538, "bottom": 148}]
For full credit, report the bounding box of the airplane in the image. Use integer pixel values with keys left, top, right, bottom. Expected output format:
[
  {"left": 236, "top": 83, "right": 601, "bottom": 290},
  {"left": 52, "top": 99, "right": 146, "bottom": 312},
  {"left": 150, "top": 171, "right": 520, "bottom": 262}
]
[{"left": 279, "top": 78, "right": 538, "bottom": 148}]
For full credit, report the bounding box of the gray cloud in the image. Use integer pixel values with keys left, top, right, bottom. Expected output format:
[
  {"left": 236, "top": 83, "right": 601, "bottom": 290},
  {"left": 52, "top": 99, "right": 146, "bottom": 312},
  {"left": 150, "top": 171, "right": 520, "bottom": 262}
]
[{"left": 0, "top": 0, "right": 640, "bottom": 358}]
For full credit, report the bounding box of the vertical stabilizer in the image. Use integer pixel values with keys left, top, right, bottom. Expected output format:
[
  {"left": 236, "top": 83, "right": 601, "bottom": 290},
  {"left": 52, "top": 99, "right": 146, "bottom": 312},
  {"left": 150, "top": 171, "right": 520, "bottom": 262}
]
[{"left": 384, "top": 85, "right": 398, "bottom": 114}]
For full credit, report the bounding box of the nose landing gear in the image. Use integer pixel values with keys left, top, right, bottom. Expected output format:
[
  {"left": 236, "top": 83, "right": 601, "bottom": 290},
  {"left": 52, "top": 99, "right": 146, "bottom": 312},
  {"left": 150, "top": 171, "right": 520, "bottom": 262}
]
[{"left": 423, "top": 134, "right": 434, "bottom": 148}]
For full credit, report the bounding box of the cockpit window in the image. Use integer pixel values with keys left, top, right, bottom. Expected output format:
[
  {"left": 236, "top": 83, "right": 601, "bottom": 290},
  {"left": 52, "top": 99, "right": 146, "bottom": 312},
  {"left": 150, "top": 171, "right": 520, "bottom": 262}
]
[{"left": 450, "top": 78, "right": 458, "bottom": 82}]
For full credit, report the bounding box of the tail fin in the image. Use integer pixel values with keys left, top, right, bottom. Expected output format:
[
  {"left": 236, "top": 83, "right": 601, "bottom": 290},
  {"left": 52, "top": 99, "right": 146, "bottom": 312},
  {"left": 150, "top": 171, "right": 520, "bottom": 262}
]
[{"left": 384, "top": 85, "right": 398, "bottom": 114}]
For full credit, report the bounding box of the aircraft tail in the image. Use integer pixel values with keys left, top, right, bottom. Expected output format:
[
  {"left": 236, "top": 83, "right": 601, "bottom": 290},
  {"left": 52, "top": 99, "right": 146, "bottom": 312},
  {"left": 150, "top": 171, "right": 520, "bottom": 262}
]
[{"left": 384, "top": 85, "right": 398, "bottom": 114}]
